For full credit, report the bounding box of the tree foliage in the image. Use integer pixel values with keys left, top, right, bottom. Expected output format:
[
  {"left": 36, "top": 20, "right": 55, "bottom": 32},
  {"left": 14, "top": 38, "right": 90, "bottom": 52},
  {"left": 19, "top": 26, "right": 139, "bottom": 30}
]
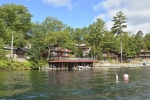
[
  {"left": 86, "top": 18, "right": 107, "bottom": 59},
  {"left": 0, "top": 3, "right": 32, "bottom": 32},
  {"left": 144, "top": 33, "right": 150, "bottom": 48},
  {"left": 0, "top": 38, "right": 6, "bottom": 60},
  {"left": 0, "top": 4, "right": 32, "bottom": 47},
  {"left": 111, "top": 11, "right": 127, "bottom": 35}
]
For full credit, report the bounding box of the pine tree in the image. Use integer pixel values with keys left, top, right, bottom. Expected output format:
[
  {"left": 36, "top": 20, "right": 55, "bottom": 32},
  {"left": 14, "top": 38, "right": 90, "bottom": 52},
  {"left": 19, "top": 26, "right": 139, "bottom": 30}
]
[{"left": 111, "top": 11, "right": 127, "bottom": 63}]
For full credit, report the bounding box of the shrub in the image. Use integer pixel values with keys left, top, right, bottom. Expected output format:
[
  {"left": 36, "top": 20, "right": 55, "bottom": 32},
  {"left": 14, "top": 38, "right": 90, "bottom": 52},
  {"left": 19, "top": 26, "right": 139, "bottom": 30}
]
[{"left": 22, "top": 62, "right": 32, "bottom": 69}]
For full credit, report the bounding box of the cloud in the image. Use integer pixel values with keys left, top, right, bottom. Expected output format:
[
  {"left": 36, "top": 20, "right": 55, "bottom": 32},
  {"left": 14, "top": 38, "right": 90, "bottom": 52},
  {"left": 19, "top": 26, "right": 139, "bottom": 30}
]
[
  {"left": 93, "top": 0, "right": 150, "bottom": 34},
  {"left": 42, "top": 0, "right": 73, "bottom": 10},
  {"left": 94, "top": 14, "right": 106, "bottom": 21}
]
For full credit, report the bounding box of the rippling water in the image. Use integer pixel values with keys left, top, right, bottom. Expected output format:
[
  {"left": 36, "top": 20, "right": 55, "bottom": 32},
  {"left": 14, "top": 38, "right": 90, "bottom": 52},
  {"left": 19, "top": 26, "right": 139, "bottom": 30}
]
[{"left": 0, "top": 68, "right": 150, "bottom": 100}]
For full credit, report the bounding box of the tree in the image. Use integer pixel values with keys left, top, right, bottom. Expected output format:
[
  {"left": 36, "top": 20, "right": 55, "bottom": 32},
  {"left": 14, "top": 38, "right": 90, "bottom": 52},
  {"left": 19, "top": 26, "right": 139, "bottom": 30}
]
[
  {"left": 123, "top": 33, "right": 144, "bottom": 60},
  {"left": 75, "top": 46, "right": 83, "bottom": 57},
  {"left": 87, "top": 18, "right": 107, "bottom": 59},
  {"left": 0, "top": 3, "right": 32, "bottom": 46},
  {"left": 27, "top": 37, "right": 46, "bottom": 68},
  {"left": 111, "top": 11, "right": 127, "bottom": 63},
  {"left": 42, "top": 17, "right": 66, "bottom": 33},
  {"left": 73, "top": 28, "right": 84, "bottom": 44},
  {"left": 123, "top": 34, "right": 137, "bottom": 58},
  {"left": 0, "top": 38, "right": 6, "bottom": 60},
  {"left": 144, "top": 33, "right": 150, "bottom": 48},
  {"left": 0, "top": 4, "right": 32, "bottom": 32},
  {"left": 0, "top": 19, "right": 6, "bottom": 39},
  {"left": 135, "top": 30, "right": 143, "bottom": 40}
]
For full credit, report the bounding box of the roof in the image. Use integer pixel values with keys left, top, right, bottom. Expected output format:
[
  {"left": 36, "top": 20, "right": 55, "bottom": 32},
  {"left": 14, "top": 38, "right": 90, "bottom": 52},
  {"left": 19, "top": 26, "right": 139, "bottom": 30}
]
[
  {"left": 3, "top": 46, "right": 16, "bottom": 50},
  {"left": 49, "top": 59, "right": 99, "bottom": 63},
  {"left": 17, "top": 47, "right": 29, "bottom": 51},
  {"left": 49, "top": 44, "right": 59, "bottom": 47},
  {"left": 76, "top": 43, "right": 86, "bottom": 47}
]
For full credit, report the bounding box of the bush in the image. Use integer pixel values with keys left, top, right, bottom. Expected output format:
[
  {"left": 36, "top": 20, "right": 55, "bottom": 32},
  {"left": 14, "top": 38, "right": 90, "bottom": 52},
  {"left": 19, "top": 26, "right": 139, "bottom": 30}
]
[{"left": 22, "top": 62, "right": 32, "bottom": 69}]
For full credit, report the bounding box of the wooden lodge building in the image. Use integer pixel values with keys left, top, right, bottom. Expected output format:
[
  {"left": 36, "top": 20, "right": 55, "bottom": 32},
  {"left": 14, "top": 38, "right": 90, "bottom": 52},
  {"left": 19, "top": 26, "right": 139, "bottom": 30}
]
[
  {"left": 75, "top": 43, "right": 91, "bottom": 57},
  {"left": 102, "top": 51, "right": 118, "bottom": 61},
  {"left": 137, "top": 48, "right": 150, "bottom": 61},
  {"left": 3, "top": 46, "right": 30, "bottom": 62},
  {"left": 45, "top": 44, "right": 99, "bottom": 69}
]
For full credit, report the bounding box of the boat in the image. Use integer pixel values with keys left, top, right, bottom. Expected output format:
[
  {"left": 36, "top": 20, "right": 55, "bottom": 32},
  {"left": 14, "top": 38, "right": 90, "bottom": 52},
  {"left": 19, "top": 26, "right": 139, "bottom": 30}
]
[
  {"left": 86, "top": 65, "right": 91, "bottom": 69},
  {"left": 78, "top": 66, "right": 84, "bottom": 70}
]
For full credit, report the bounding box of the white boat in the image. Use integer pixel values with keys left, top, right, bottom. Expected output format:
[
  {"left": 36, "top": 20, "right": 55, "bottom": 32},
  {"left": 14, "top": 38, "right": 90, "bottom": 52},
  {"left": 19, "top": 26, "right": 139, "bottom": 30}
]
[
  {"left": 78, "top": 66, "right": 91, "bottom": 70},
  {"left": 78, "top": 66, "right": 84, "bottom": 70},
  {"left": 86, "top": 65, "right": 91, "bottom": 69}
]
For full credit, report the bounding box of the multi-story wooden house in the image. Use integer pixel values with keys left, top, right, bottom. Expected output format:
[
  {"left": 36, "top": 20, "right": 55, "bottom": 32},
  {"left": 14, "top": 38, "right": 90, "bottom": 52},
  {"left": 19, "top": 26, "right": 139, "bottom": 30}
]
[
  {"left": 102, "top": 51, "right": 118, "bottom": 61},
  {"left": 75, "top": 43, "right": 91, "bottom": 57},
  {"left": 3, "top": 46, "right": 29, "bottom": 62},
  {"left": 48, "top": 44, "right": 71, "bottom": 60},
  {"left": 137, "top": 48, "right": 150, "bottom": 60}
]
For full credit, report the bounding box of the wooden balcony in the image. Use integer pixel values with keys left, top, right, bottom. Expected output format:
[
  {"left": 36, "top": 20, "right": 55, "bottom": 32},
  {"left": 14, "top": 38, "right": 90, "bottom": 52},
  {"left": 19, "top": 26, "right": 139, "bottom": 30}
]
[
  {"left": 50, "top": 53, "right": 69, "bottom": 57},
  {"left": 103, "top": 55, "right": 118, "bottom": 58},
  {"left": 138, "top": 54, "right": 150, "bottom": 57}
]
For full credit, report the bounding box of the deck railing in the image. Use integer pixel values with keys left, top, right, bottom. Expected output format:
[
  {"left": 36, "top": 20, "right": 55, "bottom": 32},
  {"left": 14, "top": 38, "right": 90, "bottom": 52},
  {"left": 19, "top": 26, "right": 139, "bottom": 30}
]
[
  {"left": 49, "top": 57, "right": 97, "bottom": 60},
  {"left": 66, "top": 58, "right": 96, "bottom": 60}
]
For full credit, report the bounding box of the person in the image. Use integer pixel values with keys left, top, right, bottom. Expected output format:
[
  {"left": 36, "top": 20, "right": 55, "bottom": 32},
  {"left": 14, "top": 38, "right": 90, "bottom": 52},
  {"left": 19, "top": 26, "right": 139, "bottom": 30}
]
[{"left": 124, "top": 74, "right": 129, "bottom": 83}]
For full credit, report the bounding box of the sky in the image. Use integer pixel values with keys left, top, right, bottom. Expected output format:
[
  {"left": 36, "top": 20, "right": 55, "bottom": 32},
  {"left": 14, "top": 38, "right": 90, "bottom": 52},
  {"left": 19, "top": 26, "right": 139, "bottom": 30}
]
[{"left": 0, "top": 0, "right": 150, "bottom": 34}]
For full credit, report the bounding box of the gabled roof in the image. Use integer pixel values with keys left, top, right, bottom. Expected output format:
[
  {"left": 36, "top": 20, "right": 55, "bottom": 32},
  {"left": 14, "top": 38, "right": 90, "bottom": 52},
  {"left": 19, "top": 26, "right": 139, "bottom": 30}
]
[
  {"left": 3, "top": 46, "right": 16, "bottom": 50},
  {"left": 17, "top": 47, "right": 29, "bottom": 52}
]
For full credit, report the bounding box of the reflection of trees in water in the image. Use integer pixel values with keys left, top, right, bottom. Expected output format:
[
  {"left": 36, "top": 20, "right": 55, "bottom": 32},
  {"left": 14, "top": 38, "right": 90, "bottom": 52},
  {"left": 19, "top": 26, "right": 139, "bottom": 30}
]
[
  {"left": 0, "top": 71, "right": 31, "bottom": 97},
  {"left": 47, "top": 70, "right": 94, "bottom": 88}
]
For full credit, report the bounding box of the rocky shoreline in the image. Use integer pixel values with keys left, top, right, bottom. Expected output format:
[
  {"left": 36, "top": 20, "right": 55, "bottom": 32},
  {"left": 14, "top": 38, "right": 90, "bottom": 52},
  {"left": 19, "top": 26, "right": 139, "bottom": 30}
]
[{"left": 93, "top": 61, "right": 150, "bottom": 69}]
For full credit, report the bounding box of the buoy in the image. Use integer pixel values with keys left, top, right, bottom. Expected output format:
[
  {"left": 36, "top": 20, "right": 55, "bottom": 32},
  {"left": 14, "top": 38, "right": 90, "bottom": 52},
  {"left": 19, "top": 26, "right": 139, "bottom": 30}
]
[{"left": 116, "top": 74, "right": 118, "bottom": 83}]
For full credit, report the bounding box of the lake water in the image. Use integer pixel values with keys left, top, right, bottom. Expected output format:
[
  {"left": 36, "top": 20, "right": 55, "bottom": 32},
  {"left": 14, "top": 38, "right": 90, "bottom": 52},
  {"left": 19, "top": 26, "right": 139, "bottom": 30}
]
[{"left": 0, "top": 68, "right": 150, "bottom": 100}]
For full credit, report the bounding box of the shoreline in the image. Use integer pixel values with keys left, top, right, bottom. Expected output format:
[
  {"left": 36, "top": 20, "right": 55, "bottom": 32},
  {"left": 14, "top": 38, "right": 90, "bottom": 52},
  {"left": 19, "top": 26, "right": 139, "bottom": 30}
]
[{"left": 93, "top": 62, "right": 149, "bottom": 69}]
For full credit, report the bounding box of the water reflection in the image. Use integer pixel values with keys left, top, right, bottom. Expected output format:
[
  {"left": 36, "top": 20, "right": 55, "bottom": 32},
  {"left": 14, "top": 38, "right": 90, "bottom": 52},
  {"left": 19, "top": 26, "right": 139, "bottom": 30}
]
[
  {"left": 0, "top": 70, "right": 31, "bottom": 98},
  {"left": 0, "top": 68, "right": 150, "bottom": 99}
]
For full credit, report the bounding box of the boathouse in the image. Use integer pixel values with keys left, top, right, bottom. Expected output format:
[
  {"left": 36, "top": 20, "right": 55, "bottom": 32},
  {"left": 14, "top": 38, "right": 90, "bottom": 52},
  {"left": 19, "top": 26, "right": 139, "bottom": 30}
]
[{"left": 46, "top": 44, "right": 99, "bottom": 69}]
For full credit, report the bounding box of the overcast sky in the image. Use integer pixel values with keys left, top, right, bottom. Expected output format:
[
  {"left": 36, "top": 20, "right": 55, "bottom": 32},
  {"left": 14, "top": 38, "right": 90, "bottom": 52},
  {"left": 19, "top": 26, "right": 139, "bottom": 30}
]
[{"left": 1, "top": 0, "right": 150, "bottom": 34}]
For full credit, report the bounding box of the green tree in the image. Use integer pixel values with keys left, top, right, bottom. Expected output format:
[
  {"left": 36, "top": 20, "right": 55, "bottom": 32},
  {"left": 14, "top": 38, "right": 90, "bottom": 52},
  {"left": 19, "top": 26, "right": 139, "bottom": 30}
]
[
  {"left": 144, "top": 33, "right": 150, "bottom": 48},
  {"left": 111, "top": 11, "right": 127, "bottom": 63},
  {"left": 124, "top": 34, "right": 144, "bottom": 59},
  {"left": 27, "top": 37, "right": 46, "bottom": 68},
  {"left": 0, "top": 3, "right": 32, "bottom": 46},
  {"left": 135, "top": 30, "right": 143, "bottom": 40},
  {"left": 73, "top": 28, "right": 84, "bottom": 44},
  {"left": 0, "top": 3, "right": 32, "bottom": 32},
  {"left": 56, "top": 30, "right": 75, "bottom": 53},
  {"left": 0, "top": 19, "right": 6, "bottom": 39},
  {"left": 75, "top": 46, "right": 83, "bottom": 57},
  {"left": 87, "top": 18, "right": 107, "bottom": 59},
  {"left": 0, "top": 38, "right": 6, "bottom": 59},
  {"left": 42, "top": 17, "right": 66, "bottom": 33}
]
